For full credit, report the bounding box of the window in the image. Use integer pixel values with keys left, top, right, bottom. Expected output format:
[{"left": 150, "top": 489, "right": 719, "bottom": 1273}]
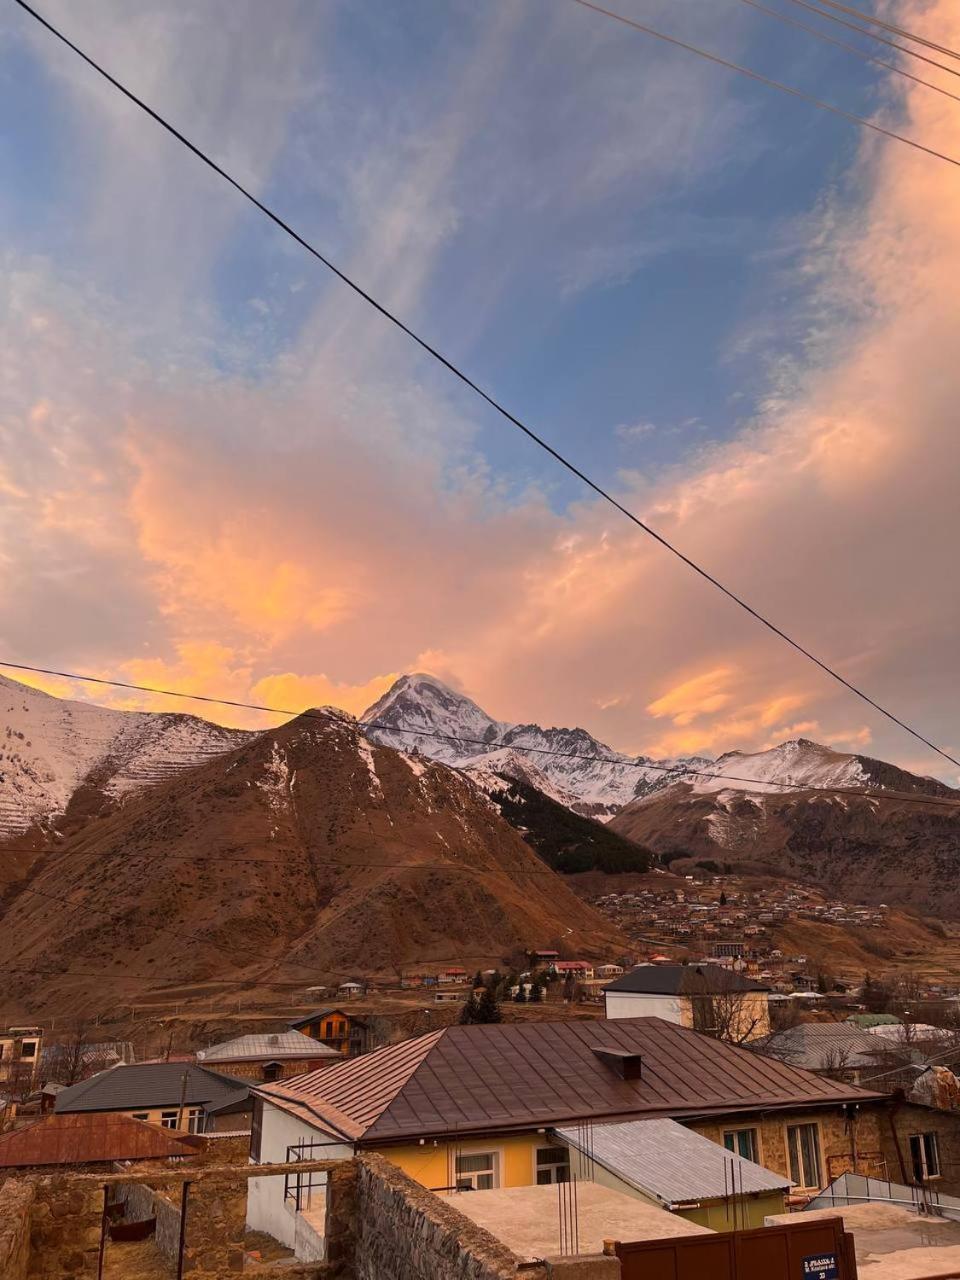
[
  {"left": 20, "top": 1041, "right": 37, "bottom": 1059},
  {"left": 263, "top": 1061, "right": 282, "bottom": 1082},
  {"left": 455, "top": 1152, "right": 499, "bottom": 1191},
  {"left": 787, "top": 1123, "right": 823, "bottom": 1189},
  {"left": 536, "top": 1146, "right": 570, "bottom": 1185},
  {"left": 723, "top": 1129, "right": 759, "bottom": 1163},
  {"left": 187, "top": 1108, "right": 204, "bottom": 1134},
  {"left": 130, "top": 1112, "right": 149, "bottom": 1121},
  {"left": 160, "top": 1110, "right": 179, "bottom": 1130},
  {"left": 910, "top": 1132, "right": 941, "bottom": 1182}
]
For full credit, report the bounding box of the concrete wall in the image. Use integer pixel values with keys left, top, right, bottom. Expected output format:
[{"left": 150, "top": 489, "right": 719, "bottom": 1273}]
[
  {"left": 604, "top": 992, "right": 684, "bottom": 1023},
  {"left": 0, "top": 1178, "right": 33, "bottom": 1280},
  {"left": 246, "top": 1101, "right": 351, "bottom": 1255},
  {"left": 119, "top": 1180, "right": 183, "bottom": 1267}
]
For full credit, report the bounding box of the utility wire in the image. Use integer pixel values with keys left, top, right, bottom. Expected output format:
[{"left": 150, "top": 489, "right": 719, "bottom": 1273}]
[
  {"left": 783, "top": 0, "right": 960, "bottom": 79},
  {"left": 805, "top": 0, "right": 960, "bottom": 63},
  {"left": 2, "top": 659, "right": 959, "bottom": 807},
  {"left": 10, "top": 0, "right": 960, "bottom": 772},
  {"left": 737, "top": 0, "right": 960, "bottom": 104}
]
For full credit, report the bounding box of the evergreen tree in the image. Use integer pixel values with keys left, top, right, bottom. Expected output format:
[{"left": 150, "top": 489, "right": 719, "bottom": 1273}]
[
  {"left": 476, "top": 985, "right": 502, "bottom": 1023},
  {"left": 514, "top": 983, "right": 527, "bottom": 1003},
  {"left": 472, "top": 970, "right": 484, "bottom": 990},
  {"left": 719, "top": 890, "right": 727, "bottom": 907},
  {"left": 530, "top": 980, "right": 543, "bottom": 1003}
]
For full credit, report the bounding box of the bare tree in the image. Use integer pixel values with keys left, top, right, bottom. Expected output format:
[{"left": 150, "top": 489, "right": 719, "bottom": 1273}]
[{"left": 684, "top": 967, "right": 765, "bottom": 1045}]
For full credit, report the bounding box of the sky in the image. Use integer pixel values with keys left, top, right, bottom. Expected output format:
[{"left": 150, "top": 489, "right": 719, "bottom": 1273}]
[{"left": 2, "top": 0, "right": 960, "bottom": 778}]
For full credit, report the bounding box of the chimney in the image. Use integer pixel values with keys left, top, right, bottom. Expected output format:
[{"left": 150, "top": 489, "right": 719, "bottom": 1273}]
[{"left": 592, "top": 1047, "right": 643, "bottom": 1081}]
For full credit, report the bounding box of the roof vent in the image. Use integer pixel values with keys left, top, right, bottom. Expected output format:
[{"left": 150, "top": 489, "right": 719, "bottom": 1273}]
[
  {"left": 592, "top": 1047, "right": 643, "bottom": 1081},
  {"left": 268, "top": 1035, "right": 279, "bottom": 1046}
]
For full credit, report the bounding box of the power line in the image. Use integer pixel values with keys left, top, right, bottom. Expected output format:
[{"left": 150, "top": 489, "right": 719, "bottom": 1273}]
[
  {"left": 737, "top": 0, "right": 960, "bottom": 104},
  {"left": 804, "top": 0, "right": 960, "bottom": 64},
  {"left": 9, "top": 1, "right": 960, "bottom": 772},
  {"left": 2, "top": 659, "right": 960, "bottom": 807},
  {"left": 782, "top": 0, "right": 960, "bottom": 79}
]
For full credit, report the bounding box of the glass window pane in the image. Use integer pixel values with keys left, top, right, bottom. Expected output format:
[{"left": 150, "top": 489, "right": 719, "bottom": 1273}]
[{"left": 457, "top": 1154, "right": 493, "bottom": 1174}]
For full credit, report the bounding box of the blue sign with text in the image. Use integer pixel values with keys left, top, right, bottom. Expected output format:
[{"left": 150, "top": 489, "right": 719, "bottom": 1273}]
[{"left": 802, "top": 1253, "right": 838, "bottom": 1280}]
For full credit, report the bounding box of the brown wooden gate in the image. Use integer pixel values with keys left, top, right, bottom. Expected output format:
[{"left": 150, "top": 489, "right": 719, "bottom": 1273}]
[{"left": 614, "top": 1215, "right": 856, "bottom": 1280}]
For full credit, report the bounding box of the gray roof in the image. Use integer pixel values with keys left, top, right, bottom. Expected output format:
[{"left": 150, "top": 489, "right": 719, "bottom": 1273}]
[
  {"left": 754, "top": 1024, "right": 888, "bottom": 1071},
  {"left": 198, "top": 1031, "right": 339, "bottom": 1063},
  {"left": 553, "top": 1118, "right": 790, "bottom": 1205},
  {"left": 604, "top": 965, "right": 769, "bottom": 996},
  {"left": 55, "top": 1063, "right": 249, "bottom": 1115}
]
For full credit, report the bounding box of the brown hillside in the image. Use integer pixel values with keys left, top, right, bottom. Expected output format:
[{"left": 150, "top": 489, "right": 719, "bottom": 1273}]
[
  {"left": 0, "top": 710, "right": 623, "bottom": 1012},
  {"left": 610, "top": 782, "right": 960, "bottom": 916}
]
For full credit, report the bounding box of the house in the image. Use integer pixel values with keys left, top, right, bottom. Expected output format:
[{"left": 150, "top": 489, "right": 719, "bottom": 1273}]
[
  {"left": 54, "top": 1062, "right": 252, "bottom": 1135},
  {"left": 197, "top": 1031, "right": 340, "bottom": 1082},
  {"left": 604, "top": 965, "right": 771, "bottom": 1041},
  {"left": 289, "top": 1008, "right": 369, "bottom": 1056},
  {"left": 0, "top": 1111, "right": 201, "bottom": 1171},
  {"left": 41, "top": 1039, "right": 135, "bottom": 1084},
  {"left": 752, "top": 1023, "right": 891, "bottom": 1084},
  {"left": 247, "top": 1015, "right": 898, "bottom": 1251},
  {"left": 438, "top": 967, "right": 467, "bottom": 984},
  {"left": 0, "top": 1026, "right": 43, "bottom": 1089},
  {"left": 595, "top": 964, "right": 624, "bottom": 979},
  {"left": 337, "top": 981, "right": 364, "bottom": 999},
  {"left": 553, "top": 960, "right": 595, "bottom": 980}
]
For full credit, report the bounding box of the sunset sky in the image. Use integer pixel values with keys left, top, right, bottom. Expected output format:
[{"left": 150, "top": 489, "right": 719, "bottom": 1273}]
[{"left": 2, "top": 0, "right": 959, "bottom": 778}]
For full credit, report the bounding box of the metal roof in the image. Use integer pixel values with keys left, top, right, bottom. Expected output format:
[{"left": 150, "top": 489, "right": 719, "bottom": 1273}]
[
  {"left": 197, "top": 1031, "right": 338, "bottom": 1063},
  {"left": 0, "top": 1112, "right": 200, "bottom": 1168},
  {"left": 754, "top": 1024, "right": 889, "bottom": 1071},
  {"left": 259, "top": 1016, "right": 883, "bottom": 1144},
  {"left": 55, "top": 1063, "right": 250, "bottom": 1114},
  {"left": 604, "top": 966, "right": 769, "bottom": 995},
  {"left": 553, "top": 1118, "right": 790, "bottom": 1206}
]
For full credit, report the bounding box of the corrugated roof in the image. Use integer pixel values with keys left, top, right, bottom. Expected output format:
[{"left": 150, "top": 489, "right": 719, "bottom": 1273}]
[
  {"left": 198, "top": 1031, "right": 338, "bottom": 1063},
  {"left": 553, "top": 1118, "right": 790, "bottom": 1205},
  {"left": 0, "top": 1112, "right": 200, "bottom": 1168},
  {"left": 55, "top": 1063, "right": 250, "bottom": 1114},
  {"left": 604, "top": 966, "right": 769, "bottom": 995},
  {"left": 259, "top": 1017, "right": 883, "bottom": 1144},
  {"left": 754, "top": 1024, "right": 888, "bottom": 1071}
]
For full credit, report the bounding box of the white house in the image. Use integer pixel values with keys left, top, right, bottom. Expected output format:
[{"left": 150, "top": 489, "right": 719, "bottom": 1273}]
[{"left": 603, "top": 965, "right": 770, "bottom": 1041}]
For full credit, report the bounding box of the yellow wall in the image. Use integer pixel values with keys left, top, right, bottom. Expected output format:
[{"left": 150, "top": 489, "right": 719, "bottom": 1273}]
[
  {"left": 95, "top": 1107, "right": 204, "bottom": 1134},
  {"left": 678, "top": 1191, "right": 785, "bottom": 1230},
  {"left": 376, "top": 1134, "right": 785, "bottom": 1229},
  {"left": 377, "top": 1133, "right": 547, "bottom": 1191}
]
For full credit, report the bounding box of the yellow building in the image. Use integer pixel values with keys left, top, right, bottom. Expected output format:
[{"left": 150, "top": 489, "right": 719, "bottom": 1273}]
[
  {"left": 254, "top": 1015, "right": 888, "bottom": 1242},
  {"left": 0, "top": 1026, "right": 43, "bottom": 1089}
]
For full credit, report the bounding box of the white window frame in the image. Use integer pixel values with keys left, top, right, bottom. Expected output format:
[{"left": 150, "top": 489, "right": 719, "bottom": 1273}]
[
  {"left": 159, "top": 1110, "right": 179, "bottom": 1130},
  {"left": 454, "top": 1150, "right": 500, "bottom": 1191},
  {"left": 786, "top": 1122, "right": 823, "bottom": 1190},
  {"left": 723, "top": 1127, "right": 760, "bottom": 1163},
  {"left": 187, "top": 1107, "right": 205, "bottom": 1134},
  {"left": 910, "top": 1132, "right": 941, "bottom": 1182},
  {"left": 534, "top": 1144, "right": 571, "bottom": 1185}
]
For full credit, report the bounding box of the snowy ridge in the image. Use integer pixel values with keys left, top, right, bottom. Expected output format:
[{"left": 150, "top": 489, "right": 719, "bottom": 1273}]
[
  {"left": 0, "top": 673, "right": 250, "bottom": 837},
  {"left": 363, "top": 673, "right": 712, "bottom": 819},
  {"left": 687, "top": 739, "right": 868, "bottom": 796}
]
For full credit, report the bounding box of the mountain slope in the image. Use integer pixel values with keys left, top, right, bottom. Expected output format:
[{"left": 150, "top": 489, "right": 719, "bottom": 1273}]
[
  {"left": 610, "top": 739, "right": 960, "bottom": 915},
  {"left": 0, "top": 708, "right": 625, "bottom": 1011},
  {"left": 0, "top": 673, "right": 250, "bottom": 838},
  {"left": 364, "top": 673, "right": 710, "bottom": 818}
]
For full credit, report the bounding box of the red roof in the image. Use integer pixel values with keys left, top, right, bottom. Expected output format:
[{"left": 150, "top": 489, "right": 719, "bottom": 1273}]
[
  {"left": 0, "top": 1112, "right": 202, "bottom": 1168},
  {"left": 259, "top": 1017, "right": 884, "bottom": 1146}
]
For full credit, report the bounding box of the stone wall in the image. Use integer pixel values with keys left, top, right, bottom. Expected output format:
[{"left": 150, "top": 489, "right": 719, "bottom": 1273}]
[
  {"left": 689, "top": 1103, "right": 885, "bottom": 1188},
  {"left": 0, "top": 1178, "right": 34, "bottom": 1280},
  {"left": 116, "top": 1173, "right": 247, "bottom": 1276},
  {"left": 28, "top": 1176, "right": 104, "bottom": 1278},
  {"left": 879, "top": 1102, "right": 960, "bottom": 1197},
  {"left": 118, "top": 1179, "right": 184, "bottom": 1266}
]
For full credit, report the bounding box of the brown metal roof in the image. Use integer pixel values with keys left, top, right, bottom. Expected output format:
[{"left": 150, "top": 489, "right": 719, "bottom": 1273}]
[
  {"left": 0, "top": 1112, "right": 201, "bottom": 1168},
  {"left": 259, "top": 1017, "right": 884, "bottom": 1144}
]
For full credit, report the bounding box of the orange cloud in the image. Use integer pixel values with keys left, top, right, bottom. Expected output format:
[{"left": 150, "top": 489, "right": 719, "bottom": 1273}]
[{"left": 646, "top": 668, "right": 736, "bottom": 727}]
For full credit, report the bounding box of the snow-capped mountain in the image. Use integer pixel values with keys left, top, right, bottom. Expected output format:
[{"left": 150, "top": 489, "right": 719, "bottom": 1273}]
[
  {"left": 362, "top": 673, "right": 711, "bottom": 819},
  {"left": 0, "top": 673, "right": 250, "bottom": 838}
]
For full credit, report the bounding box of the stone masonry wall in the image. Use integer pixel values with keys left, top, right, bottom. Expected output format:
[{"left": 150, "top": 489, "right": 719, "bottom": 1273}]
[
  {"left": 28, "top": 1176, "right": 104, "bottom": 1279},
  {"left": 119, "top": 1179, "right": 183, "bottom": 1266},
  {"left": 0, "top": 1178, "right": 34, "bottom": 1280},
  {"left": 879, "top": 1102, "right": 960, "bottom": 1197},
  {"left": 346, "top": 1152, "right": 524, "bottom": 1280}
]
